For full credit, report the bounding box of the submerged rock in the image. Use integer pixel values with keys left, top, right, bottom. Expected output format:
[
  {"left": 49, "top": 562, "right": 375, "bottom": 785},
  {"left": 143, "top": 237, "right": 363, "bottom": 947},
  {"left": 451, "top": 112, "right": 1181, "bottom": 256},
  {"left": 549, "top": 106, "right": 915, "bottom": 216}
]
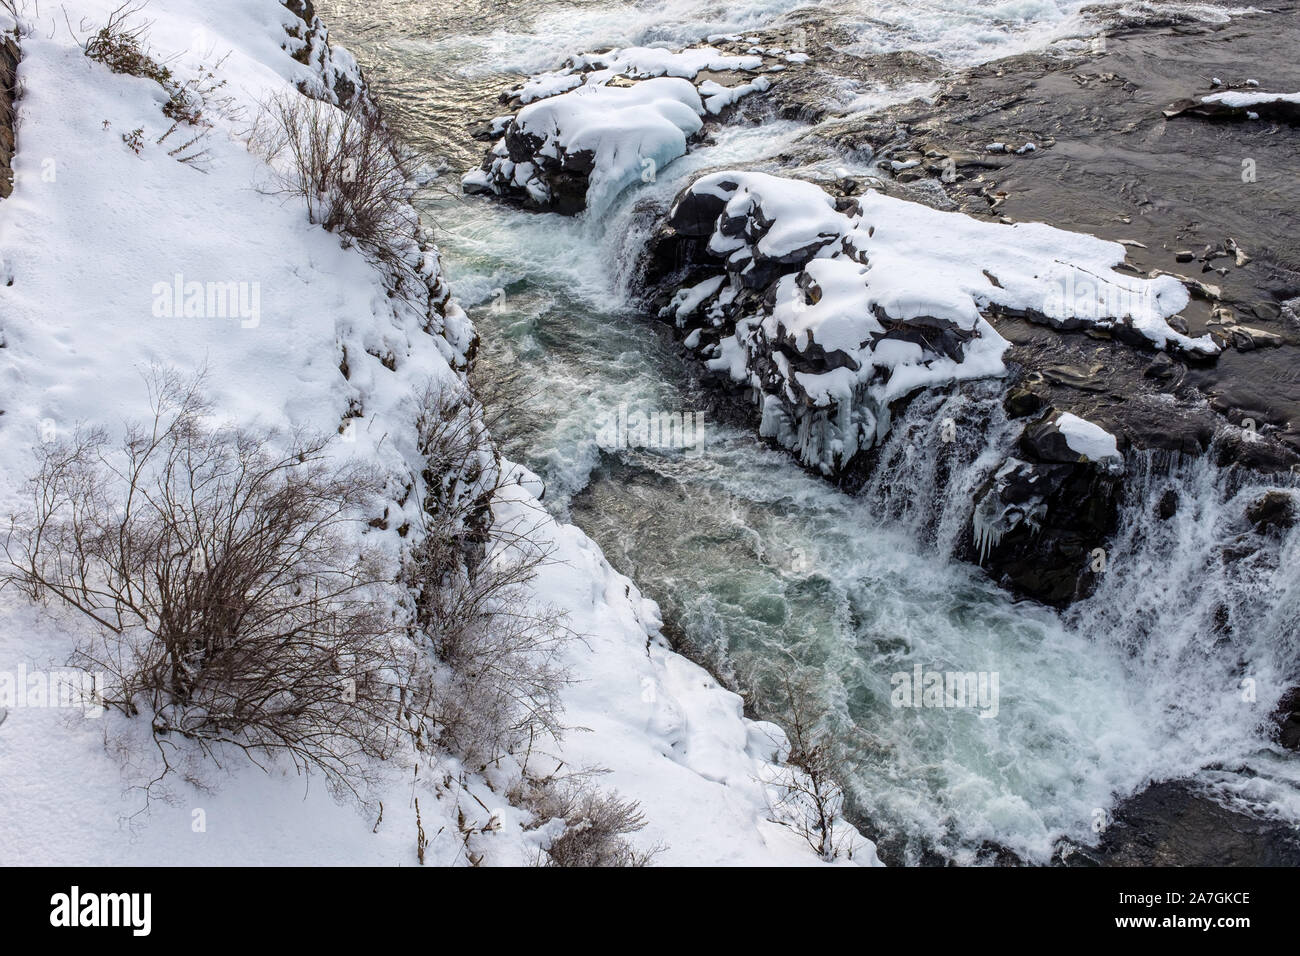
[
  {"left": 1276, "top": 687, "right": 1300, "bottom": 751},
  {"left": 1245, "top": 488, "right": 1297, "bottom": 533},
  {"left": 1059, "top": 780, "right": 1300, "bottom": 867},
  {"left": 1157, "top": 486, "right": 1180, "bottom": 520}
]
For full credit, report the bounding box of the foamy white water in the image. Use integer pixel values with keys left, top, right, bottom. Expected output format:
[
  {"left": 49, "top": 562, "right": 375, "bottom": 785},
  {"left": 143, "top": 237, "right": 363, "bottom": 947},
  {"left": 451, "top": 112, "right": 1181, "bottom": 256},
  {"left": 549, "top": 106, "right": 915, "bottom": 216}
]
[{"left": 418, "top": 0, "right": 1241, "bottom": 76}]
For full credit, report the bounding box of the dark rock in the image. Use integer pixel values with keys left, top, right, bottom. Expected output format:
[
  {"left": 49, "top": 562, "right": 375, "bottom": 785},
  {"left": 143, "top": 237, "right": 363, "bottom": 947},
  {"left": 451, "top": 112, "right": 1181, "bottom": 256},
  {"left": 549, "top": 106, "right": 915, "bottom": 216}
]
[
  {"left": 1020, "top": 410, "right": 1123, "bottom": 469},
  {"left": 1157, "top": 487, "right": 1179, "bottom": 520},
  {"left": 468, "top": 118, "right": 501, "bottom": 142},
  {"left": 1164, "top": 94, "right": 1300, "bottom": 124},
  {"left": 1004, "top": 381, "right": 1049, "bottom": 418},
  {"left": 667, "top": 183, "right": 736, "bottom": 236},
  {"left": 968, "top": 415, "right": 1123, "bottom": 606},
  {"left": 1060, "top": 780, "right": 1300, "bottom": 866},
  {"left": 1041, "top": 362, "right": 1109, "bottom": 392},
  {"left": 1252, "top": 300, "right": 1282, "bottom": 322},
  {"left": 1276, "top": 687, "right": 1300, "bottom": 751},
  {"left": 0, "top": 34, "right": 18, "bottom": 200},
  {"left": 1214, "top": 431, "right": 1300, "bottom": 474},
  {"left": 1142, "top": 352, "right": 1180, "bottom": 383},
  {"left": 1245, "top": 489, "right": 1296, "bottom": 533}
]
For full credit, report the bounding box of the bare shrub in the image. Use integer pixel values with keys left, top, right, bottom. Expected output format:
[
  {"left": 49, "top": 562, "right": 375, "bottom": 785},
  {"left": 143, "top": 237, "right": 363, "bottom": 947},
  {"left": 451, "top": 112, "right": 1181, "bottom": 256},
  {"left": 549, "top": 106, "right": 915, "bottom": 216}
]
[
  {"left": 252, "top": 91, "right": 420, "bottom": 281},
  {"left": 76, "top": 2, "right": 220, "bottom": 168},
  {"left": 79, "top": 2, "right": 170, "bottom": 85},
  {"left": 521, "top": 775, "right": 660, "bottom": 867},
  {"left": 402, "top": 380, "right": 572, "bottom": 768},
  {"left": 769, "top": 676, "right": 859, "bottom": 862},
  {"left": 2, "top": 370, "right": 402, "bottom": 796},
  {"left": 1, "top": 0, "right": 31, "bottom": 37}
]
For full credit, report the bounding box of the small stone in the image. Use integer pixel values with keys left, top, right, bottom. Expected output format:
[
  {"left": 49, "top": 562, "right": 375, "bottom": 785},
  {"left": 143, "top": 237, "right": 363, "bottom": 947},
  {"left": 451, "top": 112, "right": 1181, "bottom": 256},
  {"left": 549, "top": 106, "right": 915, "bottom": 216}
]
[
  {"left": 1005, "top": 384, "right": 1048, "bottom": 418},
  {"left": 1144, "top": 353, "right": 1180, "bottom": 382},
  {"left": 1246, "top": 490, "right": 1296, "bottom": 533}
]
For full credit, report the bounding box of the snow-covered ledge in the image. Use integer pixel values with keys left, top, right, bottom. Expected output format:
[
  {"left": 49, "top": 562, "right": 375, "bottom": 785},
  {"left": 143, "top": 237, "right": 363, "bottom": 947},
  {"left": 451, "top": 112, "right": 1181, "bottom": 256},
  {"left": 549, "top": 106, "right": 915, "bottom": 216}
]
[{"left": 650, "top": 170, "right": 1211, "bottom": 478}]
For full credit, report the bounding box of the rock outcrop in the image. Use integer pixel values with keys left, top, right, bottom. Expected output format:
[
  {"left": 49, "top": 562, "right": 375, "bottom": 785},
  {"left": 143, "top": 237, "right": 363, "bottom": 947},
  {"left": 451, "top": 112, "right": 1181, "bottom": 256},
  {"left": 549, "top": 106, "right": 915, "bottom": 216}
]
[
  {"left": 968, "top": 410, "right": 1124, "bottom": 604},
  {"left": 643, "top": 169, "right": 1205, "bottom": 477},
  {"left": 0, "top": 30, "right": 19, "bottom": 200},
  {"left": 639, "top": 169, "right": 1222, "bottom": 602},
  {"left": 281, "top": 0, "right": 367, "bottom": 111}
]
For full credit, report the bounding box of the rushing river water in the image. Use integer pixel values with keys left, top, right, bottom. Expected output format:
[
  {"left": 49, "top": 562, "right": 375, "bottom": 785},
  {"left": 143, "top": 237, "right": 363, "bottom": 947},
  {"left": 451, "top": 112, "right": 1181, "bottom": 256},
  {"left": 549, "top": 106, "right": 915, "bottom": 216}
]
[{"left": 319, "top": 0, "right": 1300, "bottom": 864}]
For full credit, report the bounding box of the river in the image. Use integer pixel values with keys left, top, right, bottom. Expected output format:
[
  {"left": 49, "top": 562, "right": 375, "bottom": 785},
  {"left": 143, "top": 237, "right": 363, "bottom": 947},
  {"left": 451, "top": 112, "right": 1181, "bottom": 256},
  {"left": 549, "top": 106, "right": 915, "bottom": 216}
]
[{"left": 317, "top": 0, "right": 1300, "bottom": 864}]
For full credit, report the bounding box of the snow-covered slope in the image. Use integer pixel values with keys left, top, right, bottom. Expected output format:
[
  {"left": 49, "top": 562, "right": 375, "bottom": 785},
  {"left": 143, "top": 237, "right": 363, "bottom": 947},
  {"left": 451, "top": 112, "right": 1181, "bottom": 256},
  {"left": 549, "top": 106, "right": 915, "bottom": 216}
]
[{"left": 0, "top": 0, "right": 877, "bottom": 866}]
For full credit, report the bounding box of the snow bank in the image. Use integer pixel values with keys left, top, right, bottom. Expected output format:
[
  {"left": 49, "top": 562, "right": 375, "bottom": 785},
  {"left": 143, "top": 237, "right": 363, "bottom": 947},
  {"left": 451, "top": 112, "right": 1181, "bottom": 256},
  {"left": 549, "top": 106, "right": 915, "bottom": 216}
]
[
  {"left": 0, "top": 0, "right": 872, "bottom": 867},
  {"left": 659, "top": 170, "right": 1207, "bottom": 476}
]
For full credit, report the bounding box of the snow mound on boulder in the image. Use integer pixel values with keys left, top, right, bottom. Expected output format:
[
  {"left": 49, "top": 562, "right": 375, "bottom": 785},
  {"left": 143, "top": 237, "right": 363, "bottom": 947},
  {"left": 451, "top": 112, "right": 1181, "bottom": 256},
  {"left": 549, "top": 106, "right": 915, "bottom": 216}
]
[
  {"left": 466, "top": 78, "right": 705, "bottom": 219},
  {"left": 1164, "top": 89, "right": 1300, "bottom": 122},
  {"left": 1202, "top": 89, "right": 1300, "bottom": 108},
  {"left": 1056, "top": 412, "right": 1123, "bottom": 470},
  {"left": 659, "top": 170, "right": 1211, "bottom": 475},
  {"left": 463, "top": 45, "right": 783, "bottom": 216}
]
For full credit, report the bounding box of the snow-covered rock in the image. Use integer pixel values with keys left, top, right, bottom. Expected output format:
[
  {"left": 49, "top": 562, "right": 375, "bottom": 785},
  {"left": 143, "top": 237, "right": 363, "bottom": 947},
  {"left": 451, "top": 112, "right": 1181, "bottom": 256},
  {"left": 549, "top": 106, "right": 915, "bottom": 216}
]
[
  {"left": 1164, "top": 89, "right": 1300, "bottom": 122},
  {"left": 646, "top": 170, "right": 1208, "bottom": 477},
  {"left": 1055, "top": 412, "right": 1124, "bottom": 474},
  {"left": 463, "top": 45, "right": 786, "bottom": 216},
  {"left": 968, "top": 409, "right": 1126, "bottom": 604},
  {"left": 465, "top": 77, "right": 707, "bottom": 218}
]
